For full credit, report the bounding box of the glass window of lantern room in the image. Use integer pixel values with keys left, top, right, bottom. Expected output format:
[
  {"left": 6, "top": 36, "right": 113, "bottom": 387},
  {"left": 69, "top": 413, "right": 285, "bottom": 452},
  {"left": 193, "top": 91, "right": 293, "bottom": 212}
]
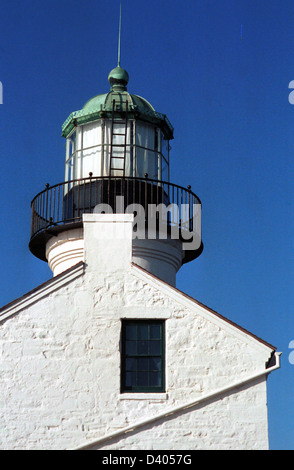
[
  {"left": 161, "top": 134, "right": 169, "bottom": 182},
  {"left": 65, "top": 130, "right": 76, "bottom": 182},
  {"left": 154, "top": 128, "right": 160, "bottom": 180},
  {"left": 135, "top": 122, "right": 157, "bottom": 179},
  {"left": 81, "top": 121, "right": 102, "bottom": 178}
]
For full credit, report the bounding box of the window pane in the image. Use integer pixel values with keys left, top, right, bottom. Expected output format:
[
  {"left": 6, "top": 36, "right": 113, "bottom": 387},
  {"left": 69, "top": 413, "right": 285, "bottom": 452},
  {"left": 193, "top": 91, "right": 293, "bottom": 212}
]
[
  {"left": 126, "top": 358, "right": 137, "bottom": 371},
  {"left": 150, "top": 340, "right": 161, "bottom": 355},
  {"left": 150, "top": 324, "right": 161, "bottom": 339},
  {"left": 137, "top": 371, "right": 148, "bottom": 387},
  {"left": 150, "top": 371, "right": 161, "bottom": 387},
  {"left": 162, "top": 158, "right": 168, "bottom": 182},
  {"left": 150, "top": 357, "right": 161, "bottom": 371},
  {"left": 126, "top": 325, "right": 137, "bottom": 340},
  {"left": 69, "top": 131, "right": 76, "bottom": 155},
  {"left": 138, "top": 357, "right": 149, "bottom": 370},
  {"left": 126, "top": 340, "right": 137, "bottom": 355},
  {"left": 138, "top": 340, "right": 148, "bottom": 355},
  {"left": 126, "top": 372, "right": 136, "bottom": 387},
  {"left": 161, "top": 134, "right": 168, "bottom": 160},
  {"left": 138, "top": 324, "right": 148, "bottom": 340}
]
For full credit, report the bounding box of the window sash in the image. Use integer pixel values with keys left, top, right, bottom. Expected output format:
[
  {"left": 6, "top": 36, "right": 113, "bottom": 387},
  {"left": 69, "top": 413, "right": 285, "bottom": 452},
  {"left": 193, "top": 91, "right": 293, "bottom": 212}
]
[{"left": 121, "top": 320, "right": 165, "bottom": 393}]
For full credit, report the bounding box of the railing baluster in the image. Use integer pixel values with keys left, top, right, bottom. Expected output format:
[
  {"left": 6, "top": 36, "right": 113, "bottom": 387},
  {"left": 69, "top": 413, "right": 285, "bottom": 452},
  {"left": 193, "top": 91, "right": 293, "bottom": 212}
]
[
  {"left": 89, "top": 173, "right": 92, "bottom": 212},
  {"left": 41, "top": 190, "right": 44, "bottom": 229},
  {"left": 72, "top": 181, "right": 75, "bottom": 220},
  {"left": 94, "top": 177, "right": 97, "bottom": 209},
  {"left": 77, "top": 180, "right": 80, "bottom": 219},
  {"left": 66, "top": 182, "right": 69, "bottom": 221},
  {"left": 114, "top": 178, "right": 117, "bottom": 213},
  {"left": 52, "top": 187, "right": 55, "bottom": 224},
  {"left": 57, "top": 184, "right": 60, "bottom": 224},
  {"left": 82, "top": 179, "right": 85, "bottom": 214}
]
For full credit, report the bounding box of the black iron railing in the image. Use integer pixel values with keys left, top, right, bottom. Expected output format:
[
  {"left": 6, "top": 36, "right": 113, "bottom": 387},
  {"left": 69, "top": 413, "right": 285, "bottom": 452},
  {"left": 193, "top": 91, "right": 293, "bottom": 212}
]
[{"left": 29, "top": 175, "right": 202, "bottom": 261}]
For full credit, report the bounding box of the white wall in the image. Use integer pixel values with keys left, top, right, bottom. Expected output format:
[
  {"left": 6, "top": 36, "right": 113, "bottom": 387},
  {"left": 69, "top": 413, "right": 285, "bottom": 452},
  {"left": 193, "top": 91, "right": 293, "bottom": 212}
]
[{"left": 0, "top": 215, "right": 274, "bottom": 450}]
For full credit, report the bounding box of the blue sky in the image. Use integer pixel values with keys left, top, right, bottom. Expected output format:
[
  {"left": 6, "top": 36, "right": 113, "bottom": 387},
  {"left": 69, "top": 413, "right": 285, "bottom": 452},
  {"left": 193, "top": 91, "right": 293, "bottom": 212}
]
[{"left": 0, "top": 0, "right": 293, "bottom": 450}]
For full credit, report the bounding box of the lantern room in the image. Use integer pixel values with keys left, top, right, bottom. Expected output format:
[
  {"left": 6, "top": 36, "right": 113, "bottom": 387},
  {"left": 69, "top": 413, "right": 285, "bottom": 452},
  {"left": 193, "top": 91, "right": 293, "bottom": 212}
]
[
  {"left": 29, "top": 63, "right": 202, "bottom": 281},
  {"left": 62, "top": 66, "right": 173, "bottom": 183}
]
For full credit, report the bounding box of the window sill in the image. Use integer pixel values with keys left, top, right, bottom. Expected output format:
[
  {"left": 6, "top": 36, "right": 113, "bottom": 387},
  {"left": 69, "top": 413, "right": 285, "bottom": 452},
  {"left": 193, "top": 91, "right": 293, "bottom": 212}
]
[{"left": 119, "top": 393, "right": 168, "bottom": 401}]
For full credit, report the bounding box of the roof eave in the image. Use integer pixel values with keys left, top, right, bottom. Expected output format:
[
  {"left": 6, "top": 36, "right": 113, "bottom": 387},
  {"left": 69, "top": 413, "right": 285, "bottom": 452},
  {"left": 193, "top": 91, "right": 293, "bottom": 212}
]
[{"left": 61, "top": 109, "right": 174, "bottom": 140}]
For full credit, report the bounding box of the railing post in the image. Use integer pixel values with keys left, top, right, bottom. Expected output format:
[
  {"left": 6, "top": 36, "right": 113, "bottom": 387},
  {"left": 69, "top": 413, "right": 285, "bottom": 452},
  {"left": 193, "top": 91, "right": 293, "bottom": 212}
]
[
  {"left": 45, "top": 183, "right": 50, "bottom": 224},
  {"left": 57, "top": 184, "right": 61, "bottom": 224},
  {"left": 144, "top": 173, "right": 148, "bottom": 215},
  {"left": 89, "top": 172, "right": 92, "bottom": 212},
  {"left": 187, "top": 185, "right": 191, "bottom": 232}
]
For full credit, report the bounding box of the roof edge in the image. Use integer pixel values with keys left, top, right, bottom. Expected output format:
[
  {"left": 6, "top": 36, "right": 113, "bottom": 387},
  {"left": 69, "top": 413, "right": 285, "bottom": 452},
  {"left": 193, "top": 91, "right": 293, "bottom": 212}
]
[
  {"left": 0, "top": 262, "right": 85, "bottom": 323},
  {"left": 131, "top": 262, "right": 276, "bottom": 352}
]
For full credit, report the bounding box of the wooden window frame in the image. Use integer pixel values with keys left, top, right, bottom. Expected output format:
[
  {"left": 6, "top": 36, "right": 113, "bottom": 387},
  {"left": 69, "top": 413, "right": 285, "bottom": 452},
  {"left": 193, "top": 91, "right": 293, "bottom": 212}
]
[{"left": 121, "top": 320, "right": 165, "bottom": 393}]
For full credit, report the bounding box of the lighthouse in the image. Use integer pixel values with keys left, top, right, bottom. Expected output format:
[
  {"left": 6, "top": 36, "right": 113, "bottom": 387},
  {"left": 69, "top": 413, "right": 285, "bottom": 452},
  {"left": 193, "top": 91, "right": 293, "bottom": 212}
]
[
  {"left": 29, "top": 63, "right": 202, "bottom": 285},
  {"left": 0, "top": 26, "right": 279, "bottom": 450}
]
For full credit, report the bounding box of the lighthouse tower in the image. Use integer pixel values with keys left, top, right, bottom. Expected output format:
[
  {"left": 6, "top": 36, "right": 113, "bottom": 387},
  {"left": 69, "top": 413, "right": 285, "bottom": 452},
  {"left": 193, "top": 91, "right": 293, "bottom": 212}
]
[{"left": 29, "top": 64, "right": 202, "bottom": 286}]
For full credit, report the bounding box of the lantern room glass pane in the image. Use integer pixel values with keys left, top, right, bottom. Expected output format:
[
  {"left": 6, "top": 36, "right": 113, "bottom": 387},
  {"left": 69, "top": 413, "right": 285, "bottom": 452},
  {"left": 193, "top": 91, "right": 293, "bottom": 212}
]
[
  {"left": 161, "top": 134, "right": 169, "bottom": 182},
  {"left": 162, "top": 157, "right": 169, "bottom": 182},
  {"left": 135, "top": 122, "right": 157, "bottom": 178},
  {"left": 69, "top": 131, "right": 76, "bottom": 156},
  {"left": 64, "top": 120, "right": 170, "bottom": 182},
  {"left": 81, "top": 122, "right": 102, "bottom": 178},
  {"left": 67, "top": 158, "right": 74, "bottom": 182},
  {"left": 65, "top": 131, "right": 76, "bottom": 183},
  {"left": 65, "top": 123, "right": 104, "bottom": 182},
  {"left": 161, "top": 134, "right": 168, "bottom": 160}
]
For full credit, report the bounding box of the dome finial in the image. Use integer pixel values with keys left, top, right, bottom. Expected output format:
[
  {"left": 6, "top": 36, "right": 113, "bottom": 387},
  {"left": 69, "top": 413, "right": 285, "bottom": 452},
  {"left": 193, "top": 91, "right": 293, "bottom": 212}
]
[{"left": 108, "top": 66, "right": 129, "bottom": 91}]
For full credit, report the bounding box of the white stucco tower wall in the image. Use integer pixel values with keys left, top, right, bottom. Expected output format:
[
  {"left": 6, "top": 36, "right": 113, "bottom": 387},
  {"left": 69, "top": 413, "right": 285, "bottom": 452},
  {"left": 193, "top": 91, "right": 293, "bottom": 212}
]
[
  {"left": 0, "top": 214, "right": 278, "bottom": 450},
  {"left": 45, "top": 215, "right": 184, "bottom": 286}
]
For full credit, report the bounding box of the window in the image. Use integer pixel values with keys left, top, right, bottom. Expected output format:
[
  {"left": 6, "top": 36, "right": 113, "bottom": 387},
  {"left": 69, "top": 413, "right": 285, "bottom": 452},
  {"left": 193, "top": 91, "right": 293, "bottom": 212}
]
[
  {"left": 121, "top": 320, "right": 165, "bottom": 393},
  {"left": 65, "top": 131, "right": 76, "bottom": 182}
]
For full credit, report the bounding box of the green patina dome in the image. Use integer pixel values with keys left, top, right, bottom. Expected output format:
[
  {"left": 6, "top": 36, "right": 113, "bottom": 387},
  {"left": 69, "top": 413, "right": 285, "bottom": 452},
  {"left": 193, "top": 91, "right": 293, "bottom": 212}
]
[
  {"left": 61, "top": 66, "right": 173, "bottom": 140},
  {"left": 82, "top": 93, "right": 108, "bottom": 112},
  {"left": 82, "top": 91, "right": 156, "bottom": 116}
]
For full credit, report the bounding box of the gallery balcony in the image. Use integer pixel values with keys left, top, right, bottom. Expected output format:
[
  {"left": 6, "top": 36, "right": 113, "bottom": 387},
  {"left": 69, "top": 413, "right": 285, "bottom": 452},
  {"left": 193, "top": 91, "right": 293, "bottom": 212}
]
[{"left": 29, "top": 175, "right": 203, "bottom": 264}]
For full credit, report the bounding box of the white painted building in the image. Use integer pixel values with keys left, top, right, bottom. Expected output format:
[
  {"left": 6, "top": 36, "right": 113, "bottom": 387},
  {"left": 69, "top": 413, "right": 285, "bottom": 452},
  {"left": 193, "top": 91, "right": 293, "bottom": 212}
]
[{"left": 0, "top": 64, "right": 279, "bottom": 450}]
